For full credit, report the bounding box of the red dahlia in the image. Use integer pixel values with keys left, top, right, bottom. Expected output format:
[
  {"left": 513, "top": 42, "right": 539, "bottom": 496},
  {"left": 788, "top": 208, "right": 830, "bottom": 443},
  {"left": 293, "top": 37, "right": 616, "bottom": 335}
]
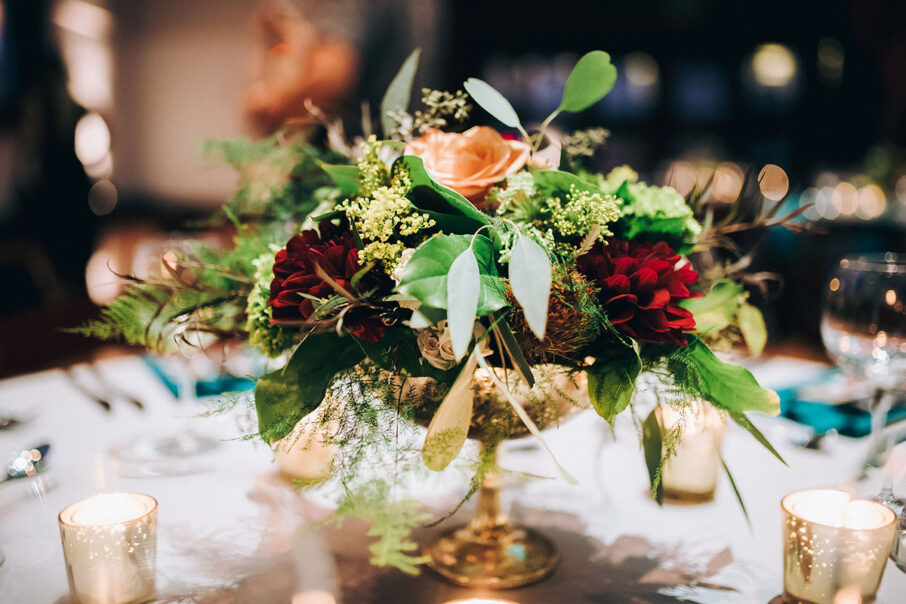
[
  {"left": 269, "top": 223, "right": 386, "bottom": 343},
  {"left": 576, "top": 239, "right": 699, "bottom": 346}
]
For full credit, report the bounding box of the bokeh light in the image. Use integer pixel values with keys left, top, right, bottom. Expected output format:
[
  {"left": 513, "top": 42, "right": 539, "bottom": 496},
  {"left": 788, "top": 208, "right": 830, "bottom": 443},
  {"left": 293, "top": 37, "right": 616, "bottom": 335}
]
[
  {"left": 751, "top": 43, "right": 797, "bottom": 88},
  {"left": 74, "top": 112, "right": 111, "bottom": 167},
  {"left": 758, "top": 164, "right": 789, "bottom": 201}
]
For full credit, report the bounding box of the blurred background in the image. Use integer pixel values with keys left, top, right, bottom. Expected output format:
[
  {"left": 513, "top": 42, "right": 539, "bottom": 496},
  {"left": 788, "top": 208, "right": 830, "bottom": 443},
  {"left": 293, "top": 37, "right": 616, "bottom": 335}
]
[{"left": 1, "top": 0, "right": 905, "bottom": 377}]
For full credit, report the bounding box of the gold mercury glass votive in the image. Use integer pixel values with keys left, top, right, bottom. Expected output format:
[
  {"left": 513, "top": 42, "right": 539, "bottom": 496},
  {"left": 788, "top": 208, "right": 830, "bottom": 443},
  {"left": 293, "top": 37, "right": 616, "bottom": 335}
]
[
  {"left": 58, "top": 492, "right": 158, "bottom": 604},
  {"left": 781, "top": 489, "right": 896, "bottom": 604},
  {"left": 657, "top": 401, "right": 726, "bottom": 503}
]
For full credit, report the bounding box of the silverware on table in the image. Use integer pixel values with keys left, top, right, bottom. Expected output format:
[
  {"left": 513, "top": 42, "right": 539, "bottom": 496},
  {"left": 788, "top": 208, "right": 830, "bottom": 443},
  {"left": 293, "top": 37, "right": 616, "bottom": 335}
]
[
  {"left": 85, "top": 363, "right": 145, "bottom": 410},
  {"left": 2, "top": 443, "right": 50, "bottom": 483},
  {"left": 63, "top": 368, "right": 111, "bottom": 412}
]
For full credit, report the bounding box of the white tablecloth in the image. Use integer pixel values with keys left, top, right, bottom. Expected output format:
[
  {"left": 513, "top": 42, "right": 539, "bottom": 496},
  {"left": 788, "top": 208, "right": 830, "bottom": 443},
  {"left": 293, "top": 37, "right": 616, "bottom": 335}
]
[{"left": 0, "top": 355, "right": 904, "bottom": 603}]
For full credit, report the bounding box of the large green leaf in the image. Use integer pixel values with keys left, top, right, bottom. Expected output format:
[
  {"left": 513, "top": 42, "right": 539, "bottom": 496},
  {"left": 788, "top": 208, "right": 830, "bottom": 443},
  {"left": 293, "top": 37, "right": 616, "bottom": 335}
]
[
  {"left": 559, "top": 51, "right": 617, "bottom": 113},
  {"left": 397, "top": 234, "right": 507, "bottom": 316},
  {"left": 318, "top": 163, "right": 359, "bottom": 197},
  {"left": 533, "top": 169, "right": 606, "bottom": 196},
  {"left": 666, "top": 338, "right": 780, "bottom": 416},
  {"left": 398, "top": 155, "right": 491, "bottom": 229},
  {"left": 587, "top": 345, "right": 642, "bottom": 425},
  {"left": 463, "top": 78, "right": 521, "bottom": 128},
  {"left": 642, "top": 408, "right": 663, "bottom": 505},
  {"left": 508, "top": 236, "right": 551, "bottom": 341},
  {"left": 447, "top": 248, "right": 481, "bottom": 360},
  {"left": 680, "top": 279, "right": 744, "bottom": 334},
  {"left": 380, "top": 49, "right": 421, "bottom": 136},
  {"left": 255, "top": 332, "right": 364, "bottom": 441}
]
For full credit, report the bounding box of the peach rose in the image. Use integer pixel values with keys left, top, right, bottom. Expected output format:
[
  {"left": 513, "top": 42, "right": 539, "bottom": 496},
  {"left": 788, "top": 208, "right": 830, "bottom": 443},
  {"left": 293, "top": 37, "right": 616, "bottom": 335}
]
[{"left": 404, "top": 126, "right": 531, "bottom": 201}]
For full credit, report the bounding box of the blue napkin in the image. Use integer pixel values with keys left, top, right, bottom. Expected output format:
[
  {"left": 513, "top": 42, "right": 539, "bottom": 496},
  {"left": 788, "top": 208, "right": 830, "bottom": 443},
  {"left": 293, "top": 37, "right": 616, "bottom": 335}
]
[
  {"left": 777, "top": 369, "right": 906, "bottom": 437},
  {"left": 142, "top": 355, "right": 255, "bottom": 399}
]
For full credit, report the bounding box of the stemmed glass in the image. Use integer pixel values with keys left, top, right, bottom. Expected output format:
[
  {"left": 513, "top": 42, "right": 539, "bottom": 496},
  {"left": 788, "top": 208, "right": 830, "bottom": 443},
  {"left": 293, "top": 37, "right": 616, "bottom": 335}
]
[{"left": 820, "top": 253, "right": 906, "bottom": 476}]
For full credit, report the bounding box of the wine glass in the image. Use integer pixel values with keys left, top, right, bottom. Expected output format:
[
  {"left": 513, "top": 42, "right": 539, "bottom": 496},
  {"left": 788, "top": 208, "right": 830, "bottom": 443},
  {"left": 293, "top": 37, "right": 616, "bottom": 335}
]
[{"left": 820, "top": 253, "right": 906, "bottom": 475}]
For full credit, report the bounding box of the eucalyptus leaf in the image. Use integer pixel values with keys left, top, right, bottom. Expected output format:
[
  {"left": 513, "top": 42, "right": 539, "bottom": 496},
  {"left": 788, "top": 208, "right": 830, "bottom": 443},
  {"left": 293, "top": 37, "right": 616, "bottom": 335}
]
[
  {"left": 397, "top": 234, "right": 507, "bottom": 315},
  {"left": 642, "top": 408, "right": 663, "bottom": 505},
  {"left": 255, "top": 332, "right": 364, "bottom": 442},
  {"left": 738, "top": 302, "right": 767, "bottom": 357},
  {"left": 423, "top": 351, "right": 479, "bottom": 471},
  {"left": 509, "top": 236, "right": 551, "bottom": 341},
  {"left": 318, "top": 163, "right": 360, "bottom": 196},
  {"left": 559, "top": 51, "right": 617, "bottom": 113},
  {"left": 463, "top": 78, "right": 521, "bottom": 128},
  {"left": 446, "top": 248, "right": 481, "bottom": 360},
  {"left": 381, "top": 49, "right": 421, "bottom": 136},
  {"left": 587, "top": 345, "right": 641, "bottom": 425}
]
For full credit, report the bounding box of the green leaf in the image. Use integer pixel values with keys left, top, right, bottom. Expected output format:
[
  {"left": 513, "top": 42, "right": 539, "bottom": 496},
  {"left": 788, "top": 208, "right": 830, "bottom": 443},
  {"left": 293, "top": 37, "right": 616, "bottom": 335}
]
[
  {"left": 681, "top": 279, "right": 744, "bottom": 334},
  {"left": 729, "top": 411, "right": 787, "bottom": 466},
  {"left": 319, "top": 163, "right": 360, "bottom": 196},
  {"left": 381, "top": 49, "right": 421, "bottom": 136},
  {"left": 667, "top": 338, "right": 780, "bottom": 416},
  {"left": 397, "top": 234, "right": 507, "bottom": 316},
  {"left": 508, "top": 236, "right": 551, "bottom": 341},
  {"left": 490, "top": 316, "right": 535, "bottom": 388},
  {"left": 463, "top": 78, "right": 521, "bottom": 128},
  {"left": 397, "top": 155, "right": 491, "bottom": 230},
  {"left": 587, "top": 345, "right": 642, "bottom": 425},
  {"left": 720, "top": 455, "right": 751, "bottom": 526},
  {"left": 738, "top": 302, "right": 767, "bottom": 357},
  {"left": 642, "top": 408, "right": 663, "bottom": 505},
  {"left": 255, "top": 332, "right": 364, "bottom": 441},
  {"left": 559, "top": 51, "right": 617, "bottom": 113},
  {"left": 533, "top": 169, "right": 606, "bottom": 197},
  {"left": 447, "top": 248, "right": 481, "bottom": 361},
  {"left": 423, "top": 351, "right": 478, "bottom": 471}
]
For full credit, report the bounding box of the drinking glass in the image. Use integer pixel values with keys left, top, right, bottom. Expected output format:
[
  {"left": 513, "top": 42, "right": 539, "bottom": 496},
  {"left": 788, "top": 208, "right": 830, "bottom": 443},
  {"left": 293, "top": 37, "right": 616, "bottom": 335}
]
[{"left": 820, "top": 253, "right": 906, "bottom": 471}]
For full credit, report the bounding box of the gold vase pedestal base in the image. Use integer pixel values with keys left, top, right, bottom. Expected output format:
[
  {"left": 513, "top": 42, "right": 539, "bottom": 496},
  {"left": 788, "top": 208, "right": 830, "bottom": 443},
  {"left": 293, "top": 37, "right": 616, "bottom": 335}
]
[{"left": 425, "top": 521, "right": 558, "bottom": 589}]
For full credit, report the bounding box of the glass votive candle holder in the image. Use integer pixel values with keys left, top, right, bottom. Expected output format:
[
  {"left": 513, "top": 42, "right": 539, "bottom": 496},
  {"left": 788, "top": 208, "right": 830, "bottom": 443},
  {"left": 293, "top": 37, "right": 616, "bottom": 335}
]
[
  {"left": 781, "top": 489, "right": 896, "bottom": 604},
  {"left": 658, "top": 401, "right": 726, "bottom": 503},
  {"left": 58, "top": 492, "right": 158, "bottom": 604}
]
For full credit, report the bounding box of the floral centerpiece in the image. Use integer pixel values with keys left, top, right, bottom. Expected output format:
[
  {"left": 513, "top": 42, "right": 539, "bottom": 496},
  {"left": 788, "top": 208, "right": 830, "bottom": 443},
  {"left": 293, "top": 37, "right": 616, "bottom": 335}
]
[{"left": 77, "top": 50, "right": 800, "bottom": 581}]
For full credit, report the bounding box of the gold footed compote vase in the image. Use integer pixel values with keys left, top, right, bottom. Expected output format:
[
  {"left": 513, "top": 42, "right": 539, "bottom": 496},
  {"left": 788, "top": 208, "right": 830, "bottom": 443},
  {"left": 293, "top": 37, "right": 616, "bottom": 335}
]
[{"left": 415, "top": 365, "right": 586, "bottom": 588}]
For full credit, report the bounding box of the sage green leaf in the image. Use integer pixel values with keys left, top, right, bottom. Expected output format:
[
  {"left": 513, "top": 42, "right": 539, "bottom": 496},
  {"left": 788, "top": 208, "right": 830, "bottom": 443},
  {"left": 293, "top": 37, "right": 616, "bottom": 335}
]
[
  {"left": 587, "top": 345, "right": 642, "bottom": 425},
  {"left": 509, "top": 236, "right": 551, "bottom": 341},
  {"left": 255, "top": 332, "right": 364, "bottom": 442},
  {"left": 397, "top": 155, "right": 491, "bottom": 229},
  {"left": 397, "top": 234, "right": 507, "bottom": 316},
  {"left": 318, "top": 163, "right": 360, "bottom": 196},
  {"left": 463, "top": 78, "right": 521, "bottom": 128},
  {"left": 730, "top": 411, "right": 787, "bottom": 466},
  {"left": 446, "top": 248, "right": 480, "bottom": 360},
  {"left": 738, "top": 302, "right": 767, "bottom": 357},
  {"left": 559, "top": 50, "right": 617, "bottom": 113},
  {"left": 381, "top": 49, "right": 421, "bottom": 136},
  {"left": 667, "top": 338, "right": 780, "bottom": 416},
  {"left": 423, "top": 351, "right": 478, "bottom": 471},
  {"left": 489, "top": 315, "right": 535, "bottom": 388},
  {"left": 642, "top": 408, "right": 663, "bottom": 504},
  {"left": 680, "top": 279, "right": 744, "bottom": 334},
  {"left": 533, "top": 169, "right": 607, "bottom": 197},
  {"left": 721, "top": 455, "right": 751, "bottom": 526}
]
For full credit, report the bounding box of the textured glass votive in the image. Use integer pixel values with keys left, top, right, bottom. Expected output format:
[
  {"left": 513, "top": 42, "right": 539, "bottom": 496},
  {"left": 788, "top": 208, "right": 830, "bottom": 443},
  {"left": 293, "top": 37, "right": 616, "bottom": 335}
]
[
  {"left": 658, "top": 401, "right": 726, "bottom": 502},
  {"left": 782, "top": 489, "right": 896, "bottom": 604},
  {"left": 59, "top": 492, "right": 158, "bottom": 604}
]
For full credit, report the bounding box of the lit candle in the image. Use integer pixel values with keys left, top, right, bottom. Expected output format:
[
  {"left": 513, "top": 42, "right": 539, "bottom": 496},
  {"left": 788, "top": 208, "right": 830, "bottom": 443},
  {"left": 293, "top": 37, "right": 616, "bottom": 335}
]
[
  {"left": 782, "top": 489, "right": 897, "bottom": 604},
  {"left": 273, "top": 417, "right": 335, "bottom": 482},
  {"left": 658, "top": 401, "right": 726, "bottom": 503},
  {"left": 58, "top": 492, "right": 158, "bottom": 604}
]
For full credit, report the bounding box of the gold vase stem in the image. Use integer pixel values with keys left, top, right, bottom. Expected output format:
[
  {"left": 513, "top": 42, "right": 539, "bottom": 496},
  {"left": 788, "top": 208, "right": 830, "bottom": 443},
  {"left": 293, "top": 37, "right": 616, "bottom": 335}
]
[{"left": 469, "top": 448, "right": 507, "bottom": 533}]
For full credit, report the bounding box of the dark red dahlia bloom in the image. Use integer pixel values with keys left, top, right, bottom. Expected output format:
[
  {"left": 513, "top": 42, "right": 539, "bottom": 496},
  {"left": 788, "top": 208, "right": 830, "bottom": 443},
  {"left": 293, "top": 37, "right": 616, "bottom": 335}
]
[
  {"left": 576, "top": 239, "right": 699, "bottom": 346},
  {"left": 268, "top": 223, "right": 385, "bottom": 343}
]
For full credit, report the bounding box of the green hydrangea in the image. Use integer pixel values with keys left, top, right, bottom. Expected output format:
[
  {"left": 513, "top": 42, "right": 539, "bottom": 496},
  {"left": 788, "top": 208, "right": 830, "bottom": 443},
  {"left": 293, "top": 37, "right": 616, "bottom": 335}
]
[
  {"left": 617, "top": 182, "right": 701, "bottom": 247},
  {"left": 245, "top": 250, "right": 295, "bottom": 357}
]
